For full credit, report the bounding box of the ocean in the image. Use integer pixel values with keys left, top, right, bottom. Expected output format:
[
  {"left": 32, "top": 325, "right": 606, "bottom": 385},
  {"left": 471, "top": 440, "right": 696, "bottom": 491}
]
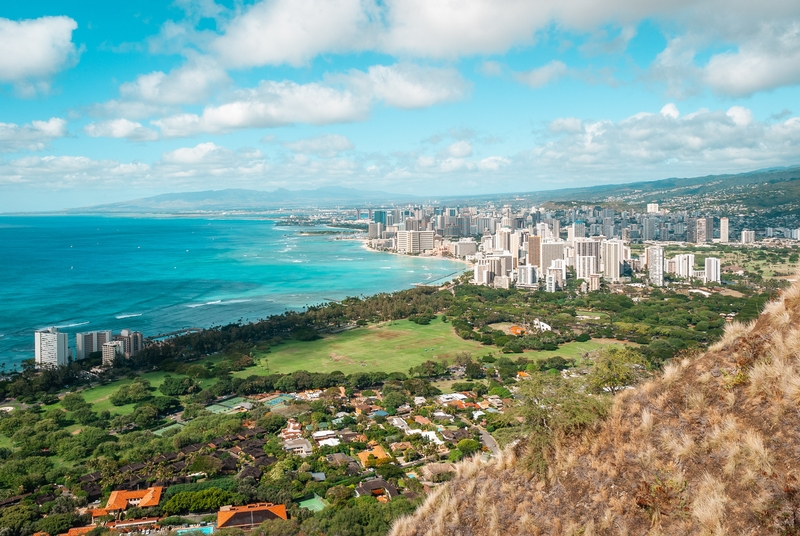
[{"left": 0, "top": 215, "right": 467, "bottom": 369}]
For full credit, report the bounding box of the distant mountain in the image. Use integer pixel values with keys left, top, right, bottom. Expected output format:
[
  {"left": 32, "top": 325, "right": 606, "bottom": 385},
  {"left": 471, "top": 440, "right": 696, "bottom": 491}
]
[{"left": 75, "top": 186, "right": 418, "bottom": 212}]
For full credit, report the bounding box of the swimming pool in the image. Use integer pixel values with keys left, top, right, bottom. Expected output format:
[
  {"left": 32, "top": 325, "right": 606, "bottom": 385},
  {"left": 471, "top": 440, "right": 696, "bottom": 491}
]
[{"left": 176, "top": 526, "right": 214, "bottom": 535}]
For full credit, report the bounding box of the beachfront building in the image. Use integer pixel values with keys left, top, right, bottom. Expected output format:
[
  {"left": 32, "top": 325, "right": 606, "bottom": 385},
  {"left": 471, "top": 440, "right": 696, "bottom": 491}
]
[
  {"left": 118, "top": 329, "right": 144, "bottom": 357},
  {"left": 76, "top": 330, "right": 112, "bottom": 360},
  {"left": 397, "top": 230, "right": 435, "bottom": 254},
  {"left": 35, "top": 327, "right": 69, "bottom": 368},
  {"left": 102, "top": 340, "right": 124, "bottom": 367}
]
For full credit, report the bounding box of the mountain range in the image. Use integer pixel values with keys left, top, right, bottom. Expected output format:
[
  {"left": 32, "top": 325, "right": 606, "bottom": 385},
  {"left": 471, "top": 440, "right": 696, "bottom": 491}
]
[
  {"left": 71, "top": 165, "right": 800, "bottom": 213},
  {"left": 73, "top": 186, "right": 418, "bottom": 212}
]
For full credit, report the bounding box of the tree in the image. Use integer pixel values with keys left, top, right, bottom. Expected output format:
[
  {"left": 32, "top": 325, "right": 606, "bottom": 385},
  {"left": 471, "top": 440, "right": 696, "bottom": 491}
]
[
  {"left": 456, "top": 439, "right": 481, "bottom": 456},
  {"left": 35, "top": 514, "right": 76, "bottom": 535},
  {"left": 61, "top": 393, "right": 89, "bottom": 412},
  {"left": 159, "top": 376, "right": 199, "bottom": 396},
  {"left": 258, "top": 414, "right": 287, "bottom": 435},
  {"left": 0, "top": 504, "right": 39, "bottom": 536},
  {"left": 587, "top": 347, "right": 644, "bottom": 395}
]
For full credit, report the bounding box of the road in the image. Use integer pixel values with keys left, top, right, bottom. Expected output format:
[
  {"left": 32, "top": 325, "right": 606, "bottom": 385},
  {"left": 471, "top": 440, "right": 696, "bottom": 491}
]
[{"left": 476, "top": 425, "right": 500, "bottom": 456}]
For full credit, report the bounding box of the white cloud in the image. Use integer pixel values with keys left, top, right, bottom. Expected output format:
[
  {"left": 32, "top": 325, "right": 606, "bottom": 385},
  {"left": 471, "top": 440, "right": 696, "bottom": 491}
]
[
  {"left": 660, "top": 103, "right": 680, "bottom": 119},
  {"left": 153, "top": 80, "right": 368, "bottom": 136},
  {"left": 535, "top": 105, "right": 800, "bottom": 176},
  {"left": 515, "top": 60, "right": 568, "bottom": 88},
  {"left": 549, "top": 117, "right": 584, "bottom": 134},
  {"left": 119, "top": 56, "right": 230, "bottom": 105},
  {"left": 0, "top": 118, "right": 67, "bottom": 152},
  {"left": 703, "top": 22, "right": 800, "bottom": 97},
  {"left": 342, "top": 63, "right": 469, "bottom": 109},
  {"left": 284, "top": 134, "right": 354, "bottom": 157},
  {"left": 84, "top": 119, "right": 159, "bottom": 141},
  {"left": 0, "top": 155, "right": 149, "bottom": 187},
  {"left": 445, "top": 140, "right": 472, "bottom": 158},
  {"left": 211, "top": 0, "right": 373, "bottom": 67},
  {"left": 153, "top": 64, "right": 467, "bottom": 136},
  {"left": 0, "top": 17, "right": 79, "bottom": 84}
]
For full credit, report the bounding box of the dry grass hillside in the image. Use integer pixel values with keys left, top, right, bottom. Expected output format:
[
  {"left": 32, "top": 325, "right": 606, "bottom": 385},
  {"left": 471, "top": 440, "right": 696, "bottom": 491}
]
[{"left": 391, "top": 279, "right": 800, "bottom": 536}]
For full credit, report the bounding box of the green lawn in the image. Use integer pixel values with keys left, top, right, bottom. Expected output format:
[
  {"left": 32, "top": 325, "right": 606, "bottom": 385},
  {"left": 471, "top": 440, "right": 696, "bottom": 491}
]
[
  {"left": 237, "top": 318, "right": 630, "bottom": 377},
  {"left": 238, "top": 317, "right": 486, "bottom": 377},
  {"left": 47, "top": 370, "right": 218, "bottom": 416}
]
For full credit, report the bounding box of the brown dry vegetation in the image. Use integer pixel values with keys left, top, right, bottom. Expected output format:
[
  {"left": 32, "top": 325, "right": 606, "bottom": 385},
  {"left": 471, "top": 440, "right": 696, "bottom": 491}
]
[{"left": 391, "top": 277, "right": 800, "bottom": 536}]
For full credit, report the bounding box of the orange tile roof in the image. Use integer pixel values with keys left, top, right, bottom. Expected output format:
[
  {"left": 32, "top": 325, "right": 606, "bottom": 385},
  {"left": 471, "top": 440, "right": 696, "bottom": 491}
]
[
  {"left": 58, "top": 527, "right": 95, "bottom": 536},
  {"left": 356, "top": 445, "right": 389, "bottom": 467},
  {"left": 217, "top": 503, "right": 288, "bottom": 527},
  {"left": 105, "top": 486, "right": 163, "bottom": 511}
]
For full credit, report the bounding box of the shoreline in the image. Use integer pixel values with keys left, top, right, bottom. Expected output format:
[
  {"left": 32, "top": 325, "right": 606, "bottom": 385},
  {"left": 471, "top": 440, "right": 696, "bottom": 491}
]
[{"left": 359, "top": 238, "right": 473, "bottom": 268}]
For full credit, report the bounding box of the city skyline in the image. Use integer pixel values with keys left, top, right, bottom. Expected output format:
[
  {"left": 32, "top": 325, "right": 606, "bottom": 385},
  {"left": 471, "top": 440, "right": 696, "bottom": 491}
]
[{"left": 2, "top": 1, "right": 800, "bottom": 211}]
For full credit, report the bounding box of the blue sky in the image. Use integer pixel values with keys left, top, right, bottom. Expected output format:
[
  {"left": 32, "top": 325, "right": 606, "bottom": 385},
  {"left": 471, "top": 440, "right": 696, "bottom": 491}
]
[{"left": 1, "top": 0, "right": 800, "bottom": 211}]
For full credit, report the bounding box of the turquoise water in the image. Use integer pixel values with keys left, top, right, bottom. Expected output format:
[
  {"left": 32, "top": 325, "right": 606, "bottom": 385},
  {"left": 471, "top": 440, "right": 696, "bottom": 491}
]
[
  {"left": 176, "top": 526, "right": 214, "bottom": 535},
  {"left": 0, "top": 216, "right": 466, "bottom": 369}
]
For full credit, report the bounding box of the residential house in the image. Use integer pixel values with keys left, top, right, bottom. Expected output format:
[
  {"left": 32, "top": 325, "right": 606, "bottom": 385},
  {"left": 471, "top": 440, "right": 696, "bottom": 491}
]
[
  {"left": 356, "top": 444, "right": 390, "bottom": 467},
  {"left": 282, "top": 438, "right": 313, "bottom": 457},
  {"left": 355, "top": 479, "right": 399, "bottom": 502},
  {"left": 279, "top": 419, "right": 303, "bottom": 441},
  {"left": 217, "top": 503, "right": 288, "bottom": 528}
]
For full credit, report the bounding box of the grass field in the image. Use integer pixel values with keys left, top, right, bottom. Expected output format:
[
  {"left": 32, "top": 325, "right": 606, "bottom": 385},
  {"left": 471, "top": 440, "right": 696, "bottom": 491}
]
[
  {"left": 45, "top": 369, "right": 218, "bottom": 416},
  {"left": 238, "top": 317, "right": 487, "bottom": 377},
  {"left": 237, "top": 318, "right": 629, "bottom": 377}
]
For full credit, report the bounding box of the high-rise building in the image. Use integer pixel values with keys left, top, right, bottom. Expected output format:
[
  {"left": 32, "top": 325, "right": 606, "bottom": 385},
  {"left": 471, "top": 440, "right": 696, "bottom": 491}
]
[
  {"left": 118, "top": 330, "right": 144, "bottom": 358},
  {"left": 601, "top": 239, "right": 624, "bottom": 281},
  {"left": 704, "top": 257, "right": 721, "bottom": 284},
  {"left": 397, "top": 231, "right": 434, "bottom": 253},
  {"left": 576, "top": 255, "right": 596, "bottom": 281},
  {"left": 574, "top": 238, "right": 601, "bottom": 274},
  {"left": 642, "top": 218, "right": 656, "bottom": 241},
  {"left": 516, "top": 265, "right": 538, "bottom": 288},
  {"left": 741, "top": 230, "right": 755, "bottom": 244},
  {"left": 647, "top": 203, "right": 660, "bottom": 214},
  {"left": 588, "top": 274, "right": 601, "bottom": 292},
  {"left": 35, "top": 327, "right": 69, "bottom": 368},
  {"left": 695, "top": 218, "right": 708, "bottom": 243},
  {"left": 647, "top": 246, "right": 664, "bottom": 287},
  {"left": 568, "top": 222, "right": 586, "bottom": 241},
  {"left": 76, "top": 330, "right": 112, "bottom": 360},
  {"left": 674, "top": 254, "right": 695, "bottom": 279},
  {"left": 719, "top": 217, "right": 729, "bottom": 243},
  {"left": 367, "top": 223, "right": 385, "bottom": 239},
  {"left": 372, "top": 210, "right": 387, "bottom": 225},
  {"left": 102, "top": 340, "right": 124, "bottom": 367},
  {"left": 540, "top": 241, "right": 565, "bottom": 274},
  {"left": 527, "top": 235, "right": 542, "bottom": 268},
  {"left": 545, "top": 272, "right": 557, "bottom": 292}
]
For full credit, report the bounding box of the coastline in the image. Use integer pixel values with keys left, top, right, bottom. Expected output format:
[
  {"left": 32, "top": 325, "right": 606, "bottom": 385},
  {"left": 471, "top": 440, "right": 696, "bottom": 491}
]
[
  {"left": 359, "top": 238, "right": 473, "bottom": 269},
  {"left": 0, "top": 217, "right": 468, "bottom": 368}
]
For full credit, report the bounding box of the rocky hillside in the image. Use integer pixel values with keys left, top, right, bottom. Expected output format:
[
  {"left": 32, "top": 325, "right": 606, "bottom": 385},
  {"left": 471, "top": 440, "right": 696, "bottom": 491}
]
[{"left": 391, "top": 279, "right": 800, "bottom": 535}]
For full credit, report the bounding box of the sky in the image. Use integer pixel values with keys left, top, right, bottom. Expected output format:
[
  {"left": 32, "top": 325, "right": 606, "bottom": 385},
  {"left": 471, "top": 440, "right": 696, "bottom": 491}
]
[{"left": 1, "top": 0, "right": 800, "bottom": 211}]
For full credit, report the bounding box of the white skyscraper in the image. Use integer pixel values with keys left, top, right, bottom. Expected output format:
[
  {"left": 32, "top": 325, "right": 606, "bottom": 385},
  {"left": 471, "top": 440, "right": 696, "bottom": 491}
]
[
  {"left": 516, "top": 265, "right": 538, "bottom": 288},
  {"left": 647, "top": 203, "right": 659, "bottom": 214},
  {"left": 576, "top": 255, "right": 596, "bottom": 281},
  {"left": 601, "top": 239, "right": 624, "bottom": 282},
  {"left": 647, "top": 246, "right": 664, "bottom": 287},
  {"left": 674, "top": 253, "right": 695, "bottom": 279},
  {"left": 397, "top": 231, "right": 435, "bottom": 253},
  {"left": 704, "top": 257, "right": 721, "bottom": 284},
  {"left": 35, "top": 327, "right": 69, "bottom": 368},
  {"left": 741, "top": 230, "right": 755, "bottom": 244},
  {"left": 719, "top": 217, "right": 729, "bottom": 243}
]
